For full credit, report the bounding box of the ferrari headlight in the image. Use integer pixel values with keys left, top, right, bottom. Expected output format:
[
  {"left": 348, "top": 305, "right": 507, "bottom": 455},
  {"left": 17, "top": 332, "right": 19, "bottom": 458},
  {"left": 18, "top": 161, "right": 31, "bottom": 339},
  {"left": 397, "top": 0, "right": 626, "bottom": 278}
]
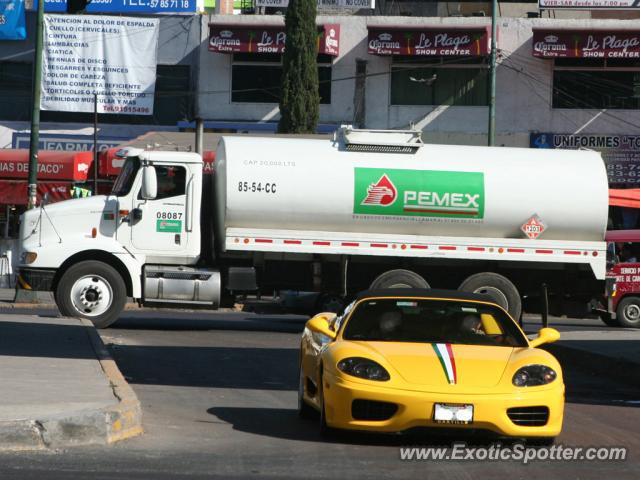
[
  {"left": 512, "top": 365, "right": 557, "bottom": 387},
  {"left": 337, "top": 357, "right": 390, "bottom": 381}
]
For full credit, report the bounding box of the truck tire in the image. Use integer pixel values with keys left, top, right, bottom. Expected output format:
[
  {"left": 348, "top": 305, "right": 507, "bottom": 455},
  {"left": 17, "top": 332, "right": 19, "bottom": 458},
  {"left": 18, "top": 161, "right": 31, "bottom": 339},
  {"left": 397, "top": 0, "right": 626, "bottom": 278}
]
[
  {"left": 615, "top": 296, "right": 640, "bottom": 328},
  {"left": 369, "top": 269, "right": 430, "bottom": 290},
  {"left": 56, "top": 260, "right": 126, "bottom": 329},
  {"left": 458, "top": 272, "right": 522, "bottom": 320}
]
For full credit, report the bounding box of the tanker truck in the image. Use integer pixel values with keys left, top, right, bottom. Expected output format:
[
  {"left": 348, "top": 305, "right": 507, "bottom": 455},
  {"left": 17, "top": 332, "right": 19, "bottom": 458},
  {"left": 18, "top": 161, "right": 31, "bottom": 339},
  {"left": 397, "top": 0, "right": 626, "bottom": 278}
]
[{"left": 16, "top": 127, "right": 609, "bottom": 328}]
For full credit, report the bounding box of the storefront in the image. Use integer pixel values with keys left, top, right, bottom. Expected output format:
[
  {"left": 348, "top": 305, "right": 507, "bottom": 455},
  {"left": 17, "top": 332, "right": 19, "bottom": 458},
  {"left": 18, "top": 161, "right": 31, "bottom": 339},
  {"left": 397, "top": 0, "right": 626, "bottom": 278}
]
[
  {"left": 207, "top": 22, "right": 340, "bottom": 106},
  {"left": 367, "top": 25, "right": 491, "bottom": 107},
  {"left": 0, "top": 149, "right": 94, "bottom": 287}
]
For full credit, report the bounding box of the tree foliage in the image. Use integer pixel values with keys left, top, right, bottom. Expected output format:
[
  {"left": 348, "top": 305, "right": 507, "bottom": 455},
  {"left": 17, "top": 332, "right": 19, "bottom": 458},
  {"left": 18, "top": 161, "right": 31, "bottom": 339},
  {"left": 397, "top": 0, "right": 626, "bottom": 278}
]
[{"left": 278, "top": 0, "right": 319, "bottom": 134}]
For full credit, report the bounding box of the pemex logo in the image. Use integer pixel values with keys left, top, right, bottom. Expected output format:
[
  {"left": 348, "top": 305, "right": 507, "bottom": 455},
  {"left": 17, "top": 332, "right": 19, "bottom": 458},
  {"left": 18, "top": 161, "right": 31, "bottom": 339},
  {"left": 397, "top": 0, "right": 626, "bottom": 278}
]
[{"left": 361, "top": 174, "right": 397, "bottom": 207}]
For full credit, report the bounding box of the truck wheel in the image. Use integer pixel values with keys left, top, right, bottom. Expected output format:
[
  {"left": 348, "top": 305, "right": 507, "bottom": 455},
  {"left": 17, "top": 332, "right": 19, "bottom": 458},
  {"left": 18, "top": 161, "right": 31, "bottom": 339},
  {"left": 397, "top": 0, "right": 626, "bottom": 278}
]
[
  {"left": 459, "top": 272, "right": 522, "bottom": 320},
  {"left": 616, "top": 296, "right": 640, "bottom": 328},
  {"left": 56, "top": 261, "right": 126, "bottom": 329},
  {"left": 369, "top": 269, "right": 429, "bottom": 290}
]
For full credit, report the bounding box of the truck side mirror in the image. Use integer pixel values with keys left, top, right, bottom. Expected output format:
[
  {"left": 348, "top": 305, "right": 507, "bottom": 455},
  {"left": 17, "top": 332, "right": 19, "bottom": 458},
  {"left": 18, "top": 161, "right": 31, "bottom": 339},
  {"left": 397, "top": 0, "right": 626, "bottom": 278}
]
[{"left": 141, "top": 165, "right": 157, "bottom": 200}]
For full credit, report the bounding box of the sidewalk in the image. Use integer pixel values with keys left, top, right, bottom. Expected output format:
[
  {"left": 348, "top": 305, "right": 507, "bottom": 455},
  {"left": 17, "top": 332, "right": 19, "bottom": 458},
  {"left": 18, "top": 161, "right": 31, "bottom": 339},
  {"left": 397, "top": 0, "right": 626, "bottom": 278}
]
[{"left": 0, "top": 314, "right": 142, "bottom": 450}]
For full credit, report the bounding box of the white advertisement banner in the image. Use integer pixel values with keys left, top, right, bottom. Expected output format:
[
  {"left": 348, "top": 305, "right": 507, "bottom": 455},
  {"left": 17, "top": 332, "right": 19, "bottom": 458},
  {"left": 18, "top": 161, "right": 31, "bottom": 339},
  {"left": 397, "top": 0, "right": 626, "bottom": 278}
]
[
  {"left": 539, "top": 0, "right": 640, "bottom": 9},
  {"left": 41, "top": 14, "right": 159, "bottom": 115},
  {"left": 255, "top": 0, "right": 374, "bottom": 8}
]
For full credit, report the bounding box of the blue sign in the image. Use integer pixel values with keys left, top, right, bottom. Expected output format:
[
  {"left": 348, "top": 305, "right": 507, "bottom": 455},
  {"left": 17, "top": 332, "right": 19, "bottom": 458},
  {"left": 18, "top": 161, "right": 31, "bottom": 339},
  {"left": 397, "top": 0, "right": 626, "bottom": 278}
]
[
  {"left": 12, "top": 132, "right": 129, "bottom": 152},
  {"left": 0, "top": 0, "right": 26, "bottom": 40},
  {"left": 530, "top": 132, "right": 640, "bottom": 186},
  {"left": 40, "top": 0, "right": 196, "bottom": 13}
]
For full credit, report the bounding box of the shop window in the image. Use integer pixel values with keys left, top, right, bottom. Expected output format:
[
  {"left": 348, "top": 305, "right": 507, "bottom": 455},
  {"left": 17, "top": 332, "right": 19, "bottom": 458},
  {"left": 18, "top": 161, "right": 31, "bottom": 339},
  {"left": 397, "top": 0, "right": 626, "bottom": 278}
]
[
  {"left": 390, "top": 56, "right": 488, "bottom": 107},
  {"left": 0, "top": 62, "right": 33, "bottom": 122},
  {"left": 231, "top": 53, "right": 332, "bottom": 104},
  {"left": 553, "top": 58, "right": 640, "bottom": 110}
]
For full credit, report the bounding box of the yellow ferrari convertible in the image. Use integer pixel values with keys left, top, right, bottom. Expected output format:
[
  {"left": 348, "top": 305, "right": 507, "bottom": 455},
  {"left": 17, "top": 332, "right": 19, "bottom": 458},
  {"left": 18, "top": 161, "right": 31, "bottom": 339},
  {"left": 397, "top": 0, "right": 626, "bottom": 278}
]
[{"left": 298, "top": 289, "right": 564, "bottom": 442}]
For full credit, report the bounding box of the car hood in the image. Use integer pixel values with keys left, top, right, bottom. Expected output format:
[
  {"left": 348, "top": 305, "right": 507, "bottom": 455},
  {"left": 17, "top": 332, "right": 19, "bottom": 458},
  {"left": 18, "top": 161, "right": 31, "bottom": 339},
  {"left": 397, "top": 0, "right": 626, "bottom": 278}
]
[{"left": 346, "top": 341, "right": 514, "bottom": 388}]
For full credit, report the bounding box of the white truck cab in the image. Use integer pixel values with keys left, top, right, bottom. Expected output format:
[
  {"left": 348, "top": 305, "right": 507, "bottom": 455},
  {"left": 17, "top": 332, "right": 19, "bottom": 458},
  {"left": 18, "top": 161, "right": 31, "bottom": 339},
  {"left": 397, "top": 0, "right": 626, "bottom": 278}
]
[{"left": 18, "top": 148, "right": 221, "bottom": 327}]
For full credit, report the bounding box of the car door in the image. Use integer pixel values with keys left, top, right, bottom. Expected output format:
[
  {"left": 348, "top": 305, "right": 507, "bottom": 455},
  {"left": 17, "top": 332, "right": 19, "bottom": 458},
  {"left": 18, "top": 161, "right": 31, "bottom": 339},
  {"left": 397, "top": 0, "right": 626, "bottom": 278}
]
[{"left": 131, "top": 164, "right": 188, "bottom": 253}]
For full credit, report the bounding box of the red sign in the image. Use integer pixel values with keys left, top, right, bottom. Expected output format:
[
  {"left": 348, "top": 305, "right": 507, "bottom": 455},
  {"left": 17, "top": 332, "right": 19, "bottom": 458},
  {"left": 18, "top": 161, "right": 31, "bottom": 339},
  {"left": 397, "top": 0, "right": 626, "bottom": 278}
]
[
  {"left": 533, "top": 29, "right": 640, "bottom": 59},
  {"left": 367, "top": 27, "right": 490, "bottom": 57},
  {"left": 209, "top": 24, "right": 340, "bottom": 56},
  {"left": 521, "top": 214, "right": 547, "bottom": 240},
  {"left": 0, "top": 150, "right": 92, "bottom": 182},
  {"left": 0, "top": 181, "right": 71, "bottom": 205}
]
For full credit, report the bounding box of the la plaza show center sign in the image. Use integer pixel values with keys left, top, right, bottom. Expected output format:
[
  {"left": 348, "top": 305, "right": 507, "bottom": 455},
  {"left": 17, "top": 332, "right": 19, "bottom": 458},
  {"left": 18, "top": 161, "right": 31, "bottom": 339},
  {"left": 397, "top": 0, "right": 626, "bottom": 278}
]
[{"left": 41, "top": 15, "right": 159, "bottom": 115}]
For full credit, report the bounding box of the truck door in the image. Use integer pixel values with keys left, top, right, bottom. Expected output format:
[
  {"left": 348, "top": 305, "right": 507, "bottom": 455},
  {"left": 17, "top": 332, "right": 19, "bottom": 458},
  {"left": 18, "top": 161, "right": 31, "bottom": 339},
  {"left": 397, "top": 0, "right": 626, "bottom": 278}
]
[{"left": 131, "top": 164, "right": 188, "bottom": 253}]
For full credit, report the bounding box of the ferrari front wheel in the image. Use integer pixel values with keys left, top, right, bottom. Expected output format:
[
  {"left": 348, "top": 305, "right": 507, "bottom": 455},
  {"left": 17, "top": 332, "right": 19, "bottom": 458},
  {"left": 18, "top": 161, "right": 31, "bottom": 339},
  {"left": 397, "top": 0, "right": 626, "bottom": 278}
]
[{"left": 318, "top": 371, "right": 335, "bottom": 438}]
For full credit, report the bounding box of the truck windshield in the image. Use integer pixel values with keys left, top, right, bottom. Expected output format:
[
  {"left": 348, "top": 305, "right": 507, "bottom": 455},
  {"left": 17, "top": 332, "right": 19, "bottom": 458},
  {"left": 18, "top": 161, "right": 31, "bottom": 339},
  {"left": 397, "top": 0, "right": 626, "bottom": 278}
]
[{"left": 111, "top": 157, "right": 140, "bottom": 196}]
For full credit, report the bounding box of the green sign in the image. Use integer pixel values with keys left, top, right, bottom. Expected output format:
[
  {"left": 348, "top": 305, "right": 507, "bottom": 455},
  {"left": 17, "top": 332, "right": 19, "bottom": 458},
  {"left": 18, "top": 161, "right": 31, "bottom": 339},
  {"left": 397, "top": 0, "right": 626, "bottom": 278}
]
[
  {"left": 353, "top": 168, "right": 485, "bottom": 219},
  {"left": 156, "top": 219, "right": 182, "bottom": 233}
]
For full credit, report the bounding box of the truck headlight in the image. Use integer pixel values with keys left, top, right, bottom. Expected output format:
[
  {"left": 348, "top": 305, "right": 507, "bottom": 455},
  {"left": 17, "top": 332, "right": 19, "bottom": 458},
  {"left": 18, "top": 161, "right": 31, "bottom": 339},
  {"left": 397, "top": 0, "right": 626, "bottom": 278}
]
[
  {"left": 512, "top": 365, "right": 557, "bottom": 387},
  {"left": 337, "top": 357, "right": 390, "bottom": 381},
  {"left": 20, "top": 252, "right": 37, "bottom": 264}
]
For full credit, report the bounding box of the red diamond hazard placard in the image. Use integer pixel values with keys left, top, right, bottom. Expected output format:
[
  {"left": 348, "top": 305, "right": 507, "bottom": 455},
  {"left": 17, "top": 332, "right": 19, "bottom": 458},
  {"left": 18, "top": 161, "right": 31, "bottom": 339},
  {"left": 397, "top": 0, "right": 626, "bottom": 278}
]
[{"left": 521, "top": 214, "right": 546, "bottom": 240}]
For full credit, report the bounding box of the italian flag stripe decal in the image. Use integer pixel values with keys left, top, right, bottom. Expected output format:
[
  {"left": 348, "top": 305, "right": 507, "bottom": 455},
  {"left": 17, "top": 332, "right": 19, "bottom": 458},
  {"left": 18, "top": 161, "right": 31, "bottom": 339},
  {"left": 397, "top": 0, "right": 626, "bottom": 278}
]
[{"left": 432, "top": 343, "right": 457, "bottom": 384}]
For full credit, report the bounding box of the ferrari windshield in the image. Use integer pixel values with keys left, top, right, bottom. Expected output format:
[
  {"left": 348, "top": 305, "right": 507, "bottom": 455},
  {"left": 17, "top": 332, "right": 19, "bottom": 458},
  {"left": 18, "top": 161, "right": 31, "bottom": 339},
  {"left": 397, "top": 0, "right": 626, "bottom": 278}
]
[{"left": 342, "top": 298, "right": 527, "bottom": 347}]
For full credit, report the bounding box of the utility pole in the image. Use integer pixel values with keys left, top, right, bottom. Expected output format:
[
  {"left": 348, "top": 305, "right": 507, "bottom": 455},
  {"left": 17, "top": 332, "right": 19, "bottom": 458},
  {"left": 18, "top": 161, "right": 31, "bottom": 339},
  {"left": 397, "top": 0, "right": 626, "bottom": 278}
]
[
  {"left": 487, "top": 0, "right": 498, "bottom": 147},
  {"left": 27, "top": 0, "right": 45, "bottom": 209}
]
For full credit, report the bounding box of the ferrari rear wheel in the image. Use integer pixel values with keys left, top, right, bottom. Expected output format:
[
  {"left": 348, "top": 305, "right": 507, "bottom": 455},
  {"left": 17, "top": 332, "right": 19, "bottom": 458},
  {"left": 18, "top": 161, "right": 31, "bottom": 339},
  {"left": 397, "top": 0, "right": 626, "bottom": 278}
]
[{"left": 298, "top": 367, "right": 316, "bottom": 419}]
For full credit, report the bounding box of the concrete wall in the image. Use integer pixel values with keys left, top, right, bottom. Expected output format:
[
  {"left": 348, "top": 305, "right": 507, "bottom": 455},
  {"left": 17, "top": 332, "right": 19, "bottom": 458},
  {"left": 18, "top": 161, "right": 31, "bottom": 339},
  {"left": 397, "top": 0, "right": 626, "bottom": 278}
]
[{"left": 198, "top": 14, "right": 640, "bottom": 147}]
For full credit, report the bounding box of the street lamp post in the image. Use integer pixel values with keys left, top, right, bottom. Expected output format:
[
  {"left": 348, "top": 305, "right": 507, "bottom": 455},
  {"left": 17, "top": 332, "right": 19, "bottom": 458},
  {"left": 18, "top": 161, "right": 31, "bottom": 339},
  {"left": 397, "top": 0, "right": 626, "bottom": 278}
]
[{"left": 27, "top": 0, "right": 45, "bottom": 209}]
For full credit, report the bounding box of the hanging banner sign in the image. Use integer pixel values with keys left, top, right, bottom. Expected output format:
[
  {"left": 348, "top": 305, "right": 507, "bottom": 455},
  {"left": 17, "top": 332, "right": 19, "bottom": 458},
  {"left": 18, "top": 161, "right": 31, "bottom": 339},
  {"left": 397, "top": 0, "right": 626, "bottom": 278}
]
[
  {"left": 533, "top": 29, "right": 640, "bottom": 58},
  {"left": 539, "top": 0, "right": 640, "bottom": 9},
  {"left": 254, "top": 0, "right": 374, "bottom": 7},
  {"left": 41, "top": 0, "right": 196, "bottom": 14},
  {"left": 0, "top": 0, "right": 26, "bottom": 40},
  {"left": 41, "top": 14, "right": 159, "bottom": 115}
]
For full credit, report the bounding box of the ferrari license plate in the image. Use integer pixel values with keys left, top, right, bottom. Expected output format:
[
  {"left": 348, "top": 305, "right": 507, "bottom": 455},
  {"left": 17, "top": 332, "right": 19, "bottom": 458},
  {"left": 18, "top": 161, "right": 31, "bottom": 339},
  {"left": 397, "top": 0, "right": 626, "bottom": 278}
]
[{"left": 433, "top": 403, "right": 474, "bottom": 424}]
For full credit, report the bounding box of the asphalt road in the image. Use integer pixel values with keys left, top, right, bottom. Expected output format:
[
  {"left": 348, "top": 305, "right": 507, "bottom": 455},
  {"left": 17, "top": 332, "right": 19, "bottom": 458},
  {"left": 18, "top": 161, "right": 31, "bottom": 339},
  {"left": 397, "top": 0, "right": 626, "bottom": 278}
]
[{"left": 0, "top": 307, "right": 638, "bottom": 479}]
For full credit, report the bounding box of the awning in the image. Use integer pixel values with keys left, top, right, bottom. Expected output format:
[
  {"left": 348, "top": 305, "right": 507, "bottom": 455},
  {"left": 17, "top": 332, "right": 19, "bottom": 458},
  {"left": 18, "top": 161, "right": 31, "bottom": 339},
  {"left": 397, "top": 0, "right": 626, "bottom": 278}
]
[
  {"left": 0, "top": 150, "right": 92, "bottom": 181},
  {"left": 209, "top": 23, "right": 340, "bottom": 56},
  {"left": 99, "top": 148, "right": 216, "bottom": 176},
  {"left": 610, "top": 188, "right": 640, "bottom": 208},
  {"left": 0, "top": 181, "right": 71, "bottom": 205},
  {"left": 532, "top": 29, "right": 640, "bottom": 59},
  {"left": 367, "top": 26, "right": 490, "bottom": 56}
]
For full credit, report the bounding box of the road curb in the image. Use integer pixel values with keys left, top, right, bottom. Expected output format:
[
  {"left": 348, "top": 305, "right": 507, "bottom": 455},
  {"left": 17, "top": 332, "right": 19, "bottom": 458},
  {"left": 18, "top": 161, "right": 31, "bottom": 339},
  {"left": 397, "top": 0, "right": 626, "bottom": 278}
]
[
  {"left": 0, "top": 320, "right": 143, "bottom": 451},
  {"left": 545, "top": 343, "right": 640, "bottom": 386},
  {"left": 79, "top": 318, "right": 144, "bottom": 444}
]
